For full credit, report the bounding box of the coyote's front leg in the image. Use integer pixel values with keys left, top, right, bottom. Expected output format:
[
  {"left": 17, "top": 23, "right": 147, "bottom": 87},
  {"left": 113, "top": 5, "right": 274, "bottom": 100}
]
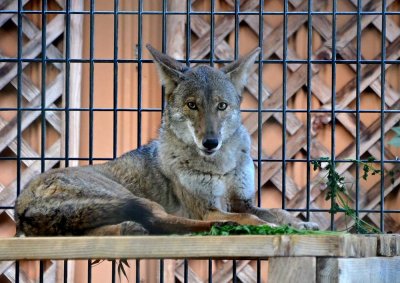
[{"left": 229, "top": 198, "right": 319, "bottom": 230}]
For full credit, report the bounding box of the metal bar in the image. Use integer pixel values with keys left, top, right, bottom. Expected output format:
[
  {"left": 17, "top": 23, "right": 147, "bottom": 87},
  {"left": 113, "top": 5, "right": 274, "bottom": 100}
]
[
  {"left": 306, "top": 0, "right": 313, "bottom": 222},
  {"left": 64, "top": 260, "right": 68, "bottom": 283},
  {"left": 5, "top": 10, "right": 400, "bottom": 16},
  {"left": 88, "top": 0, "right": 95, "bottom": 165},
  {"left": 355, "top": 0, "right": 362, "bottom": 232},
  {"left": 111, "top": 260, "right": 116, "bottom": 283},
  {"left": 208, "top": 257, "right": 213, "bottom": 283},
  {"left": 137, "top": 0, "right": 143, "bottom": 148},
  {"left": 183, "top": 259, "right": 188, "bottom": 283},
  {"left": 15, "top": 0, "right": 23, "bottom": 279},
  {"left": 41, "top": 0, "right": 47, "bottom": 173},
  {"left": 257, "top": 1, "right": 264, "bottom": 282},
  {"left": 113, "top": 0, "right": 119, "bottom": 160},
  {"left": 64, "top": 0, "right": 71, "bottom": 168},
  {"left": 380, "top": 0, "right": 387, "bottom": 232},
  {"left": 210, "top": 0, "right": 215, "bottom": 67},
  {"left": 186, "top": 0, "right": 191, "bottom": 67},
  {"left": 234, "top": 0, "right": 239, "bottom": 59},
  {"left": 88, "top": 1, "right": 95, "bottom": 280},
  {"left": 136, "top": 259, "right": 141, "bottom": 283},
  {"left": 88, "top": 259, "right": 92, "bottom": 283},
  {"left": 39, "top": 260, "right": 44, "bottom": 283},
  {"left": 282, "top": 0, "right": 288, "bottom": 209},
  {"left": 3, "top": 58, "right": 400, "bottom": 64},
  {"left": 330, "top": 0, "right": 337, "bottom": 231}
]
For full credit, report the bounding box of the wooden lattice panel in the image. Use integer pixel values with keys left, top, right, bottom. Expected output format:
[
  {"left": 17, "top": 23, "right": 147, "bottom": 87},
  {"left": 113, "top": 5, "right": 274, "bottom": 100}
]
[{"left": 0, "top": 0, "right": 82, "bottom": 282}]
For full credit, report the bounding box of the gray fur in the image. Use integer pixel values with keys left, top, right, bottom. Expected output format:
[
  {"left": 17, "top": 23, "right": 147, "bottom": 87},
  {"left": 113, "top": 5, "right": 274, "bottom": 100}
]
[{"left": 14, "top": 45, "right": 318, "bottom": 236}]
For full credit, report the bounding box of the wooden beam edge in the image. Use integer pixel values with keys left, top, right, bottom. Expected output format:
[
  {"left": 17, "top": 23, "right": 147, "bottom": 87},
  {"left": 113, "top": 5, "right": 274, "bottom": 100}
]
[{"left": 0, "top": 234, "right": 396, "bottom": 260}]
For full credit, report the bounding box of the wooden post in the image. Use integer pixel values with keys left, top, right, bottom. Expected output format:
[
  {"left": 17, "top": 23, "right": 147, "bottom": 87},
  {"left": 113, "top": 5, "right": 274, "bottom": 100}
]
[
  {"left": 61, "top": 0, "right": 83, "bottom": 168},
  {"left": 317, "top": 257, "right": 400, "bottom": 283},
  {"left": 268, "top": 257, "right": 316, "bottom": 283},
  {"left": 166, "top": 0, "right": 187, "bottom": 58}
]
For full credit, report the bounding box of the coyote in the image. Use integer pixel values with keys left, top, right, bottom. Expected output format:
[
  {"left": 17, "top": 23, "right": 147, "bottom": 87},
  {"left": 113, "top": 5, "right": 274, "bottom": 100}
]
[{"left": 15, "top": 45, "right": 318, "bottom": 236}]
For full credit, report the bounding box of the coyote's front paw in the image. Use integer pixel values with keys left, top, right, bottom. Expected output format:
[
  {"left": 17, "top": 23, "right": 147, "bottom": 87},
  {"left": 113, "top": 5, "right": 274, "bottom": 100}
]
[
  {"left": 121, "top": 221, "right": 149, "bottom": 235},
  {"left": 292, "top": 221, "right": 319, "bottom": 230}
]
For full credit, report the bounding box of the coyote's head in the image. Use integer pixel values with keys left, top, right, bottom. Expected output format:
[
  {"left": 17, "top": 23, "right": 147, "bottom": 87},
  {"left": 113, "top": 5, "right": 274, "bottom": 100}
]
[{"left": 147, "top": 44, "right": 260, "bottom": 156}]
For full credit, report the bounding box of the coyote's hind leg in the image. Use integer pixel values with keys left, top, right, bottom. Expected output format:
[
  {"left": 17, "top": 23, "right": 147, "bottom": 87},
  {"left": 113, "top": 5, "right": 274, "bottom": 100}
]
[{"left": 85, "top": 221, "right": 149, "bottom": 236}]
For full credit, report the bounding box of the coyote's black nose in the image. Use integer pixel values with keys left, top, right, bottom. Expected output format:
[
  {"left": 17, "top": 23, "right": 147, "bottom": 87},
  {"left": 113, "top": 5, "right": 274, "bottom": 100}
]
[{"left": 202, "top": 138, "right": 219, "bottom": 150}]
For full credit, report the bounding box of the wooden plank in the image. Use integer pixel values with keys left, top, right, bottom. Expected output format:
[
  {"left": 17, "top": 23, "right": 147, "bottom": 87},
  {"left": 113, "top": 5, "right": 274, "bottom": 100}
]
[
  {"left": 377, "top": 235, "right": 400, "bottom": 257},
  {"left": 190, "top": 0, "right": 260, "bottom": 60},
  {"left": 0, "top": 73, "right": 63, "bottom": 154},
  {"left": 11, "top": 15, "right": 63, "bottom": 71},
  {"left": 268, "top": 257, "right": 316, "bottom": 283},
  {"left": 373, "top": 16, "right": 400, "bottom": 43},
  {"left": 2, "top": 262, "right": 33, "bottom": 283},
  {"left": 61, "top": 0, "right": 83, "bottom": 168},
  {"left": 174, "top": 260, "right": 202, "bottom": 283},
  {"left": 10, "top": 74, "right": 63, "bottom": 134},
  {"left": 0, "top": 235, "right": 381, "bottom": 260},
  {"left": 0, "top": 0, "right": 30, "bottom": 27},
  {"left": 237, "top": 263, "right": 257, "bottom": 283},
  {"left": 166, "top": 0, "right": 186, "bottom": 58},
  {"left": 211, "top": 260, "right": 251, "bottom": 283},
  {"left": 317, "top": 257, "right": 400, "bottom": 283},
  {"left": 0, "top": 14, "right": 65, "bottom": 90}
]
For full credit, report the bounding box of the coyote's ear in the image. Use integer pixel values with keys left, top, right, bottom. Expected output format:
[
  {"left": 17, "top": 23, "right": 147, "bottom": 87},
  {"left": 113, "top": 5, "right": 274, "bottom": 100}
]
[
  {"left": 147, "top": 44, "right": 188, "bottom": 95},
  {"left": 221, "top": 47, "right": 261, "bottom": 94}
]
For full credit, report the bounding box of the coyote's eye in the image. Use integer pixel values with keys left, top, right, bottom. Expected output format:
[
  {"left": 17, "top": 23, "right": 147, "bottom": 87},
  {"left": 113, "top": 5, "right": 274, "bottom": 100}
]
[
  {"left": 187, "top": 101, "right": 198, "bottom": 110},
  {"left": 217, "top": 102, "right": 228, "bottom": 111}
]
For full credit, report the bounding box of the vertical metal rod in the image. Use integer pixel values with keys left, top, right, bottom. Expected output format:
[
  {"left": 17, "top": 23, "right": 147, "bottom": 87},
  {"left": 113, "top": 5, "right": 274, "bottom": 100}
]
[
  {"left": 88, "top": 259, "right": 92, "bottom": 283},
  {"left": 160, "top": 2, "right": 167, "bottom": 279},
  {"left": 306, "top": 0, "right": 313, "bottom": 222},
  {"left": 380, "top": 0, "right": 387, "bottom": 232},
  {"left": 39, "top": 261, "right": 44, "bottom": 283},
  {"left": 88, "top": 1, "right": 95, "bottom": 279},
  {"left": 111, "top": 260, "right": 116, "bottom": 283},
  {"left": 40, "top": 0, "right": 47, "bottom": 174},
  {"left": 88, "top": 0, "right": 95, "bottom": 166},
  {"left": 183, "top": 259, "right": 189, "bottom": 283},
  {"left": 281, "top": 0, "right": 288, "bottom": 209},
  {"left": 64, "top": 0, "right": 71, "bottom": 168},
  {"left": 234, "top": 0, "right": 239, "bottom": 60},
  {"left": 185, "top": 0, "right": 191, "bottom": 67},
  {"left": 330, "top": 0, "right": 337, "bottom": 231},
  {"left": 161, "top": 0, "right": 167, "bottom": 112},
  {"left": 137, "top": 0, "right": 143, "bottom": 148},
  {"left": 210, "top": 0, "right": 215, "bottom": 67},
  {"left": 63, "top": 260, "right": 68, "bottom": 283},
  {"left": 113, "top": 0, "right": 119, "bottom": 160},
  {"left": 232, "top": 259, "right": 237, "bottom": 283},
  {"left": 16, "top": 1, "right": 23, "bottom": 280},
  {"left": 257, "top": 2, "right": 264, "bottom": 282},
  {"left": 355, "top": 0, "right": 362, "bottom": 231},
  {"left": 208, "top": 257, "right": 213, "bottom": 283},
  {"left": 159, "top": 259, "right": 164, "bottom": 283},
  {"left": 136, "top": 259, "right": 141, "bottom": 283}
]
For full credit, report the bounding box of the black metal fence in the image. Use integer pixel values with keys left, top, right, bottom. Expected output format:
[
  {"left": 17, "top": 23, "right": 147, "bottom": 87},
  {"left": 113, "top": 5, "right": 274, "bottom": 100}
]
[{"left": 0, "top": 0, "right": 399, "bottom": 282}]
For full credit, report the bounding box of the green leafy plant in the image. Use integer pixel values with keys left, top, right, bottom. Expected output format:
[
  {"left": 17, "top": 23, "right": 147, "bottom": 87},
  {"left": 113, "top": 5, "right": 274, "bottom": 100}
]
[
  {"left": 195, "top": 224, "right": 344, "bottom": 236},
  {"left": 312, "top": 156, "right": 383, "bottom": 234}
]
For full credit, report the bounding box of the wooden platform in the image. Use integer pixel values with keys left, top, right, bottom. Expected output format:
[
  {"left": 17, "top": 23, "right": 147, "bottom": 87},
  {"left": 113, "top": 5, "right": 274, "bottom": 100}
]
[{"left": 0, "top": 235, "right": 399, "bottom": 283}]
